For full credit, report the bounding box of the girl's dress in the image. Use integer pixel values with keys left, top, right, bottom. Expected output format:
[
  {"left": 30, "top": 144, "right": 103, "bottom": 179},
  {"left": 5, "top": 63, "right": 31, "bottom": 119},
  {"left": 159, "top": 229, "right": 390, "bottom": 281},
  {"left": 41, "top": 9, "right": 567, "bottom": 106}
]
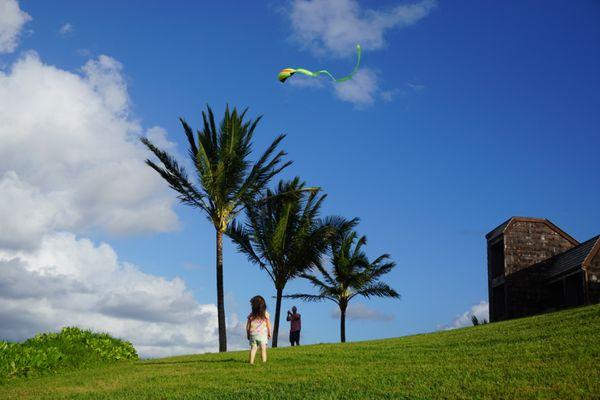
[{"left": 248, "top": 311, "right": 270, "bottom": 346}]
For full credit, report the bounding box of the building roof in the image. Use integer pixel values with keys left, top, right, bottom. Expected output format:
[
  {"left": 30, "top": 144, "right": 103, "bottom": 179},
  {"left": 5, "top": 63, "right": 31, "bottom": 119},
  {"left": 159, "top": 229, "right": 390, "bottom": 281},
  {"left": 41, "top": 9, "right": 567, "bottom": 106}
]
[
  {"left": 485, "top": 216, "right": 579, "bottom": 245},
  {"left": 485, "top": 218, "right": 512, "bottom": 240},
  {"left": 543, "top": 235, "right": 600, "bottom": 279}
]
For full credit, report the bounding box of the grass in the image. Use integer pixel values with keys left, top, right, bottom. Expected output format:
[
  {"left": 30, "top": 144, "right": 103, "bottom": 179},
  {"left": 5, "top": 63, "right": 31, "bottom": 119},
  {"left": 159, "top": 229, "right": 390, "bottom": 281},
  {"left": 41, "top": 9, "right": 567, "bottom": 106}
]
[
  {"left": 1, "top": 304, "right": 599, "bottom": 399},
  {"left": 0, "top": 327, "right": 138, "bottom": 380}
]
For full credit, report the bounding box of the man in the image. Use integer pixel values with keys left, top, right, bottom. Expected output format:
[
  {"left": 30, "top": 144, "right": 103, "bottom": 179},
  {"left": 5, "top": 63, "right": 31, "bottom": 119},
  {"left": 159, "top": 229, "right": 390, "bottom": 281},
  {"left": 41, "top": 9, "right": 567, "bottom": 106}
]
[{"left": 286, "top": 306, "right": 301, "bottom": 346}]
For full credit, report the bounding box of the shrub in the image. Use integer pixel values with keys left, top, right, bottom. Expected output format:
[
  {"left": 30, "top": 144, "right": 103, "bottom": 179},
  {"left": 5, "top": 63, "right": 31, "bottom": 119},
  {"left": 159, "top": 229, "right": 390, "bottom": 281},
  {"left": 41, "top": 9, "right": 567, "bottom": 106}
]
[{"left": 0, "top": 327, "right": 138, "bottom": 380}]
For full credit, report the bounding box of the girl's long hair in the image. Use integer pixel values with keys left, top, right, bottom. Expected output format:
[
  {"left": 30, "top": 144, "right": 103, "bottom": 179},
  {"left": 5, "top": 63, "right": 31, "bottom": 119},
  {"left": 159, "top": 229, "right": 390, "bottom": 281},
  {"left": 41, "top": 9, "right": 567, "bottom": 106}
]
[{"left": 249, "top": 295, "right": 267, "bottom": 320}]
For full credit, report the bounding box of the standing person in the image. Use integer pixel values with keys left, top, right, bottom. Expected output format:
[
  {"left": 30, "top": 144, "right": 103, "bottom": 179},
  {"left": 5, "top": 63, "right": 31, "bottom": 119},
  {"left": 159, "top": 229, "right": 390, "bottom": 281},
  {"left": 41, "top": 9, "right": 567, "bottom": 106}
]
[
  {"left": 286, "top": 306, "right": 301, "bottom": 346},
  {"left": 246, "top": 295, "right": 271, "bottom": 364}
]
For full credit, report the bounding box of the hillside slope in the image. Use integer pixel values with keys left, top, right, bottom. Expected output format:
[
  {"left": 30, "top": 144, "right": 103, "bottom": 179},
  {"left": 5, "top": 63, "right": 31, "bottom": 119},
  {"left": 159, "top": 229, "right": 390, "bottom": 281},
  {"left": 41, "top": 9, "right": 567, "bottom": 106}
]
[{"left": 1, "top": 304, "right": 599, "bottom": 399}]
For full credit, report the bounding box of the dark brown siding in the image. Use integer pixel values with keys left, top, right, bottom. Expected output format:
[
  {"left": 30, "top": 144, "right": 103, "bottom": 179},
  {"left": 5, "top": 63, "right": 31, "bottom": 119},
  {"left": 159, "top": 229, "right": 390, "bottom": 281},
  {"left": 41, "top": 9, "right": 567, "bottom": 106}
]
[
  {"left": 504, "top": 221, "right": 575, "bottom": 276},
  {"left": 486, "top": 218, "right": 598, "bottom": 322},
  {"left": 499, "top": 220, "right": 575, "bottom": 320},
  {"left": 587, "top": 251, "right": 600, "bottom": 303},
  {"left": 504, "top": 267, "right": 547, "bottom": 318}
]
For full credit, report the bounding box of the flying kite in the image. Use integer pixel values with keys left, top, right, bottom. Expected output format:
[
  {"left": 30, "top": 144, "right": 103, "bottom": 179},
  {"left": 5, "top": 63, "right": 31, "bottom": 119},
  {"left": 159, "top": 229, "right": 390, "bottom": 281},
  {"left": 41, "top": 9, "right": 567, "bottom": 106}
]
[{"left": 278, "top": 44, "right": 362, "bottom": 84}]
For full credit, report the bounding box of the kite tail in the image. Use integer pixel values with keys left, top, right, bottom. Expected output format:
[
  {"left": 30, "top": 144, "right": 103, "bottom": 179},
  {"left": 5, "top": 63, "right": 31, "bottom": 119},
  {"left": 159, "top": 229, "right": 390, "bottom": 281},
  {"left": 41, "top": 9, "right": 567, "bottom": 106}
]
[
  {"left": 293, "top": 44, "right": 361, "bottom": 83},
  {"left": 295, "top": 68, "right": 336, "bottom": 81},
  {"left": 278, "top": 44, "right": 362, "bottom": 83},
  {"left": 335, "top": 44, "right": 361, "bottom": 82}
]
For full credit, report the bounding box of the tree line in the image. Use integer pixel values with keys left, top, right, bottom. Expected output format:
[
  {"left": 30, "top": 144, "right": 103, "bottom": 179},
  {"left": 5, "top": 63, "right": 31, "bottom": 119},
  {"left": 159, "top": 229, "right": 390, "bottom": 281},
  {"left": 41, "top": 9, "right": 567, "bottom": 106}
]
[{"left": 141, "top": 105, "right": 399, "bottom": 352}]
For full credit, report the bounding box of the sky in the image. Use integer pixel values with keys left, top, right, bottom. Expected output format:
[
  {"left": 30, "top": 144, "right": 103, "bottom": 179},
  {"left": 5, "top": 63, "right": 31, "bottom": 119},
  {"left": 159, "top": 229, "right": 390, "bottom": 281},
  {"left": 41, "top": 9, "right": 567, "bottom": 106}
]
[{"left": 0, "top": 0, "right": 598, "bottom": 357}]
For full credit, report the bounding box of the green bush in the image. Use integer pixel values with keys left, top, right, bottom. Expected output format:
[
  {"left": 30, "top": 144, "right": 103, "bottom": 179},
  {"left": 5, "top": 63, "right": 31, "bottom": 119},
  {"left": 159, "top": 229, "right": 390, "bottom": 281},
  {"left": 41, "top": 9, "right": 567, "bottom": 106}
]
[{"left": 0, "top": 327, "right": 138, "bottom": 380}]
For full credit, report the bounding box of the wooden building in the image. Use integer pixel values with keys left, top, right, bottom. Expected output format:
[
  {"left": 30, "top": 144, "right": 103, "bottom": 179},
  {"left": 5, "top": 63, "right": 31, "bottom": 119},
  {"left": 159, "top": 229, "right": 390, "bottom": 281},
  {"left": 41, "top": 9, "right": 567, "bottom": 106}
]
[{"left": 486, "top": 217, "right": 600, "bottom": 322}]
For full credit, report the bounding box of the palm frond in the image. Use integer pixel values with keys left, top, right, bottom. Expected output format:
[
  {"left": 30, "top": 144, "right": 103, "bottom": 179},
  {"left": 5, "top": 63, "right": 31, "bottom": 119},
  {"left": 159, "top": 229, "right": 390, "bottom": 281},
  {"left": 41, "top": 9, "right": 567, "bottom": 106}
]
[
  {"left": 140, "top": 136, "right": 208, "bottom": 211},
  {"left": 300, "top": 272, "right": 334, "bottom": 294},
  {"left": 369, "top": 259, "right": 396, "bottom": 280},
  {"left": 283, "top": 293, "right": 336, "bottom": 303},
  {"left": 351, "top": 282, "right": 400, "bottom": 300},
  {"left": 179, "top": 118, "right": 199, "bottom": 165},
  {"left": 226, "top": 220, "right": 267, "bottom": 272}
]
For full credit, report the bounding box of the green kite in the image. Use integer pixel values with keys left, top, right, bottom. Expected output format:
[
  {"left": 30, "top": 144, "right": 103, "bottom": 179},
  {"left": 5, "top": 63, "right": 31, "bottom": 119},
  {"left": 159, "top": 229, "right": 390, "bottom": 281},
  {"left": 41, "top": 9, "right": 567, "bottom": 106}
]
[{"left": 278, "top": 44, "right": 362, "bottom": 84}]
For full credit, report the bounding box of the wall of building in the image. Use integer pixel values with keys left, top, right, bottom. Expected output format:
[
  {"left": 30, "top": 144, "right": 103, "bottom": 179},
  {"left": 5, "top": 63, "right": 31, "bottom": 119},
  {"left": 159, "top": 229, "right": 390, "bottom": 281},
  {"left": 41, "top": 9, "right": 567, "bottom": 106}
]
[
  {"left": 503, "top": 221, "right": 575, "bottom": 276},
  {"left": 498, "top": 220, "right": 576, "bottom": 320},
  {"left": 504, "top": 267, "right": 547, "bottom": 318},
  {"left": 586, "top": 250, "right": 600, "bottom": 303}
]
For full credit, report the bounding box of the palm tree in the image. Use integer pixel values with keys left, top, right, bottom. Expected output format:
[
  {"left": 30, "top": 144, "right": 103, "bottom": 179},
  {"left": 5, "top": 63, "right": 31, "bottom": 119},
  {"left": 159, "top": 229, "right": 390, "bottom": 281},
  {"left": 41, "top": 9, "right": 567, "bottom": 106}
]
[
  {"left": 227, "top": 178, "right": 355, "bottom": 347},
  {"left": 287, "top": 231, "right": 399, "bottom": 342},
  {"left": 140, "top": 105, "right": 291, "bottom": 352}
]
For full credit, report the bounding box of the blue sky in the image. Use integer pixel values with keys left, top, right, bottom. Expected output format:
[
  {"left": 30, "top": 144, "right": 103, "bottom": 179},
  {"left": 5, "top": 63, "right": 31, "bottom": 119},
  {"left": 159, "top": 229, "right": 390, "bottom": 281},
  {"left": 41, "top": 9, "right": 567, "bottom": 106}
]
[{"left": 0, "top": 0, "right": 598, "bottom": 354}]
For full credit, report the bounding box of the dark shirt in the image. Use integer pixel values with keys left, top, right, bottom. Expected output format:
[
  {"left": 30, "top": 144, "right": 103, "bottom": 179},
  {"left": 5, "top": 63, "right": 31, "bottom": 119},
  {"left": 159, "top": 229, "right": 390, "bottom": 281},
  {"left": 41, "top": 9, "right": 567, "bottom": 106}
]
[{"left": 287, "top": 313, "right": 301, "bottom": 332}]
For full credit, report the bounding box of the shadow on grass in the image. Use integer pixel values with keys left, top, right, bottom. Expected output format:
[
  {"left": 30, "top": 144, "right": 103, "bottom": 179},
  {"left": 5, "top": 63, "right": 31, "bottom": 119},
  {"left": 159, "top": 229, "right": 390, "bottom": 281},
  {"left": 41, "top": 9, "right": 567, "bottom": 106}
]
[{"left": 139, "top": 358, "right": 245, "bottom": 366}]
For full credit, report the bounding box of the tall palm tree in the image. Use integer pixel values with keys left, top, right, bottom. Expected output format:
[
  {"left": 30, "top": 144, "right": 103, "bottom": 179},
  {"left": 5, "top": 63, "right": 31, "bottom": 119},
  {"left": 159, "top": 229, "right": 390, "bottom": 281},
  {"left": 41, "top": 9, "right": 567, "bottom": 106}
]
[
  {"left": 227, "top": 178, "right": 355, "bottom": 347},
  {"left": 287, "top": 231, "right": 399, "bottom": 342},
  {"left": 140, "top": 105, "right": 291, "bottom": 352}
]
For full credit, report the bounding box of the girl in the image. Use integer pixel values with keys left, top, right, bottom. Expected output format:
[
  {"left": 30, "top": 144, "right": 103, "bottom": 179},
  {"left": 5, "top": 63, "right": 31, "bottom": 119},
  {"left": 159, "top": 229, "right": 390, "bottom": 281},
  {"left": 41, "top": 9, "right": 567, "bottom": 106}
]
[{"left": 246, "top": 295, "right": 271, "bottom": 364}]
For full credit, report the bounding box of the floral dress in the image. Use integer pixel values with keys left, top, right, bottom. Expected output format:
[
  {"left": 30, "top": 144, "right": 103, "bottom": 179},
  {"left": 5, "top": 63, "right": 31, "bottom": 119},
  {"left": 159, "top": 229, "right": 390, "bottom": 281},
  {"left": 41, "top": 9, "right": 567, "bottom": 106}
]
[{"left": 248, "top": 311, "right": 270, "bottom": 345}]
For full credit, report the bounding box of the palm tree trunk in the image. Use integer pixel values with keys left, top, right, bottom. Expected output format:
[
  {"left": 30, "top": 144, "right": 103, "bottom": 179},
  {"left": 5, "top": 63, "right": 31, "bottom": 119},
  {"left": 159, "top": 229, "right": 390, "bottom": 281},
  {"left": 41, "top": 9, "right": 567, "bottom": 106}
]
[
  {"left": 272, "top": 286, "right": 283, "bottom": 348},
  {"left": 216, "top": 229, "right": 227, "bottom": 352},
  {"left": 340, "top": 303, "right": 347, "bottom": 343}
]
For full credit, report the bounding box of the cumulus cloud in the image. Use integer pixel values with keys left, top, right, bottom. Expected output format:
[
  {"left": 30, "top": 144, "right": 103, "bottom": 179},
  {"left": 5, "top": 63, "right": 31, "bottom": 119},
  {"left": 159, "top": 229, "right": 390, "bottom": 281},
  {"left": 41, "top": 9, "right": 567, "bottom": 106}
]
[
  {"left": 333, "top": 68, "right": 379, "bottom": 108},
  {"left": 285, "top": 66, "right": 381, "bottom": 108},
  {"left": 380, "top": 90, "right": 397, "bottom": 102},
  {"left": 0, "top": 51, "right": 179, "bottom": 250},
  {"left": 0, "top": 232, "right": 246, "bottom": 358},
  {"left": 0, "top": 172, "right": 75, "bottom": 250},
  {"left": 445, "top": 301, "right": 489, "bottom": 330},
  {"left": 288, "top": 0, "right": 436, "bottom": 57},
  {"left": 407, "top": 82, "right": 425, "bottom": 91},
  {"left": 0, "top": 3, "right": 247, "bottom": 358},
  {"left": 146, "top": 126, "right": 176, "bottom": 152},
  {"left": 331, "top": 303, "right": 395, "bottom": 321},
  {"left": 284, "top": 0, "right": 435, "bottom": 107},
  {"left": 58, "top": 22, "right": 73, "bottom": 37},
  {"left": 0, "top": 0, "right": 31, "bottom": 53}
]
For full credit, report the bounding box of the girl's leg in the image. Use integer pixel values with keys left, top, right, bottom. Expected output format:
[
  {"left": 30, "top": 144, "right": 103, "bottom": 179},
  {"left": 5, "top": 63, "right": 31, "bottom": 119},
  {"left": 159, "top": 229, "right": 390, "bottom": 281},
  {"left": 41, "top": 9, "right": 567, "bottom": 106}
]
[
  {"left": 260, "top": 343, "right": 267, "bottom": 363},
  {"left": 249, "top": 344, "right": 258, "bottom": 364}
]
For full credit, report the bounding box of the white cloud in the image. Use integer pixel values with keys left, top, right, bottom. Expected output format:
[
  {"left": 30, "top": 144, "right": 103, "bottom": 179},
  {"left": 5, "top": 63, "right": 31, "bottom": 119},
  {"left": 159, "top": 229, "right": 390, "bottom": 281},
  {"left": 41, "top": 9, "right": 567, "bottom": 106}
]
[
  {"left": 146, "top": 126, "right": 176, "bottom": 152},
  {"left": 288, "top": 0, "right": 436, "bottom": 57},
  {"left": 0, "top": 51, "right": 179, "bottom": 250},
  {"left": 182, "top": 261, "right": 205, "bottom": 271},
  {"left": 446, "top": 301, "right": 489, "bottom": 330},
  {"left": 407, "top": 82, "right": 425, "bottom": 91},
  {"left": 0, "top": 172, "right": 76, "bottom": 250},
  {"left": 0, "top": 4, "right": 242, "bottom": 359},
  {"left": 0, "top": 0, "right": 31, "bottom": 53},
  {"left": 380, "top": 90, "right": 395, "bottom": 102},
  {"left": 58, "top": 22, "right": 73, "bottom": 37},
  {"left": 76, "top": 48, "right": 93, "bottom": 58},
  {"left": 331, "top": 302, "right": 394, "bottom": 321},
  {"left": 81, "top": 55, "right": 130, "bottom": 114},
  {"left": 333, "top": 67, "right": 379, "bottom": 108},
  {"left": 0, "top": 232, "right": 246, "bottom": 358},
  {"left": 284, "top": 0, "right": 436, "bottom": 107}
]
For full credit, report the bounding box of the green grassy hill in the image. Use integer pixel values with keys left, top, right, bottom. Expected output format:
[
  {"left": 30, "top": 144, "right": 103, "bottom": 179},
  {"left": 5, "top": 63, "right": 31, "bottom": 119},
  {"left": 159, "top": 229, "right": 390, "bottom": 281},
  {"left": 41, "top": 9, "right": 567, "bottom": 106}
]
[{"left": 1, "top": 304, "right": 599, "bottom": 399}]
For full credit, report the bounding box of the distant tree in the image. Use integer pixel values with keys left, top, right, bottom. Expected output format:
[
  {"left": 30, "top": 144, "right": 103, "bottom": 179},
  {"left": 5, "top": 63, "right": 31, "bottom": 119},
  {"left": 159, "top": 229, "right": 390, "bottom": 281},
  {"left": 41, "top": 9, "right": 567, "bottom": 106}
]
[
  {"left": 471, "top": 315, "right": 488, "bottom": 326},
  {"left": 140, "top": 105, "right": 290, "bottom": 352},
  {"left": 287, "top": 230, "right": 399, "bottom": 342},
  {"left": 227, "top": 178, "right": 355, "bottom": 347}
]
